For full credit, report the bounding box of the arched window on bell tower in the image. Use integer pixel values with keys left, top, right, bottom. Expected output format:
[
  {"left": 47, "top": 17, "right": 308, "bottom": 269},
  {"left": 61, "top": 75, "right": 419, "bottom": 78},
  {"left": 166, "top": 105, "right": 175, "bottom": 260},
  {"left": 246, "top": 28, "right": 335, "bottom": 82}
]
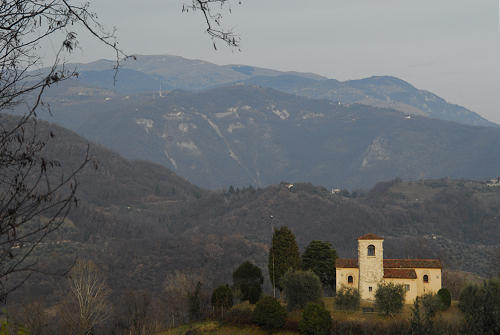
[{"left": 367, "top": 244, "right": 375, "bottom": 256}]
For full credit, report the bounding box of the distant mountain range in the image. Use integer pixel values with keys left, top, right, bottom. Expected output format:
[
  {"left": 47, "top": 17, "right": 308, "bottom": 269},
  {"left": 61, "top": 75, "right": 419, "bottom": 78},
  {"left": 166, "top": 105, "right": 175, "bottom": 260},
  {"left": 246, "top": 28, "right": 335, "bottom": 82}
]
[
  {"left": 69, "top": 55, "right": 495, "bottom": 127},
  {"left": 37, "top": 80, "right": 500, "bottom": 190}
]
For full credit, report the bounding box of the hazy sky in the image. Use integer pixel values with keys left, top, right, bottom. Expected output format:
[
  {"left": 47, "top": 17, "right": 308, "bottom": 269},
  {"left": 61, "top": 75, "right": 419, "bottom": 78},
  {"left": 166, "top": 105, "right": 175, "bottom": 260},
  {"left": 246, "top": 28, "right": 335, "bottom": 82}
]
[{"left": 51, "top": 0, "right": 500, "bottom": 123}]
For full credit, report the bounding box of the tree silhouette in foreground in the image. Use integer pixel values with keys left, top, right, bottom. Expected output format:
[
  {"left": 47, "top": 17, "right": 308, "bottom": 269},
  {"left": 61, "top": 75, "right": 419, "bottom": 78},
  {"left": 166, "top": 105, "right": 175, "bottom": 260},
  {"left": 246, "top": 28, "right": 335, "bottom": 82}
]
[{"left": 0, "top": 0, "right": 241, "bottom": 301}]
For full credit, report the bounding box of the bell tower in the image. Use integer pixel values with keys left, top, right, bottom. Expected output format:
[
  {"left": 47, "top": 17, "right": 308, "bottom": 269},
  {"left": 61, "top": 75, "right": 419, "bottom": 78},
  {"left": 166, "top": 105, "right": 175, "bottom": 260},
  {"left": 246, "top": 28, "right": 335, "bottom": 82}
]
[{"left": 357, "top": 233, "right": 384, "bottom": 300}]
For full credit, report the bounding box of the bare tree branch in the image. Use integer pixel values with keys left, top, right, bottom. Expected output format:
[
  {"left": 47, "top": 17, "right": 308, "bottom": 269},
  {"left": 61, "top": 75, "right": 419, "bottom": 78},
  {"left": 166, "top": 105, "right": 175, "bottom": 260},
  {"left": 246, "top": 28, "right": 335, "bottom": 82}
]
[{"left": 183, "top": 0, "right": 241, "bottom": 49}]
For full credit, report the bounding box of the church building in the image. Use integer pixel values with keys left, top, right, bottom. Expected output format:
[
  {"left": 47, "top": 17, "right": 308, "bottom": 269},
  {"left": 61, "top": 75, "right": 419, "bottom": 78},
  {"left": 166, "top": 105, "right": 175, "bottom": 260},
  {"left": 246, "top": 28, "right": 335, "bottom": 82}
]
[{"left": 336, "top": 233, "right": 442, "bottom": 303}]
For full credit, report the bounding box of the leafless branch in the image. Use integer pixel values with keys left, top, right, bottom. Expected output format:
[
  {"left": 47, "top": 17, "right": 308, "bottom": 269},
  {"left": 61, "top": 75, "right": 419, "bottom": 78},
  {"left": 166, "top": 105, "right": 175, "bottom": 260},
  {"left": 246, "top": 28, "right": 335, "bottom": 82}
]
[{"left": 183, "top": 0, "right": 241, "bottom": 49}]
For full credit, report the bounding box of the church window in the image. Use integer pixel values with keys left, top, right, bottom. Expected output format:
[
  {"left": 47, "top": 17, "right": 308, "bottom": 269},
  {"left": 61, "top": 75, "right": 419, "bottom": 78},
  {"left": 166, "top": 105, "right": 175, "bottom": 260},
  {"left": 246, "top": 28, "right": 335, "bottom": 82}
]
[
  {"left": 367, "top": 245, "right": 375, "bottom": 256},
  {"left": 405, "top": 284, "right": 410, "bottom": 291},
  {"left": 423, "top": 275, "right": 429, "bottom": 283},
  {"left": 369, "top": 286, "right": 372, "bottom": 292},
  {"left": 348, "top": 276, "right": 353, "bottom": 284}
]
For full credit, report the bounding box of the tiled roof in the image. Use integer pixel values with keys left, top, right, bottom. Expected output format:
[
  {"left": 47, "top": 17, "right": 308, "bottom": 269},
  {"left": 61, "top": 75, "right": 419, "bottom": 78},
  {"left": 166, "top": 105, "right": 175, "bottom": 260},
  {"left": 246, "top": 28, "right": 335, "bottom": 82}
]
[
  {"left": 336, "top": 258, "right": 358, "bottom": 268},
  {"left": 384, "top": 259, "right": 442, "bottom": 269},
  {"left": 384, "top": 268, "right": 417, "bottom": 279},
  {"left": 357, "top": 233, "right": 384, "bottom": 240}
]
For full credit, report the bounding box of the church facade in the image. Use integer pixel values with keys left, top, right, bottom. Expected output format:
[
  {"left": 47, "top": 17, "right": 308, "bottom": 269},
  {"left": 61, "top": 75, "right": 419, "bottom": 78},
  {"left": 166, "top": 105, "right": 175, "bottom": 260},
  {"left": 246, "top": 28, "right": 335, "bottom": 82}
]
[{"left": 336, "top": 233, "right": 442, "bottom": 303}]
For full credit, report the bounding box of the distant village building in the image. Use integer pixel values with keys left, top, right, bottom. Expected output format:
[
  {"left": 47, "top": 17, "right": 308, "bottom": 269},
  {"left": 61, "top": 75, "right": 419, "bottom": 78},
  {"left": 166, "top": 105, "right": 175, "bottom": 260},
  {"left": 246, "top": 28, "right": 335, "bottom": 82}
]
[
  {"left": 331, "top": 188, "right": 341, "bottom": 194},
  {"left": 336, "top": 233, "right": 442, "bottom": 303},
  {"left": 487, "top": 177, "right": 500, "bottom": 187}
]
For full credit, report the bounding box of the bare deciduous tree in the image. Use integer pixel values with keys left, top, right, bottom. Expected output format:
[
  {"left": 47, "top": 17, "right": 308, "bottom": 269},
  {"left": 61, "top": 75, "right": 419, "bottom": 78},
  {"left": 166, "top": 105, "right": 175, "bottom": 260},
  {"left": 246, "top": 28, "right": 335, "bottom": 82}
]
[
  {"left": 163, "top": 271, "right": 211, "bottom": 329},
  {"left": 0, "top": 0, "right": 240, "bottom": 301},
  {"left": 0, "top": 0, "right": 123, "bottom": 301},
  {"left": 112, "top": 290, "right": 166, "bottom": 335},
  {"left": 60, "top": 259, "right": 110, "bottom": 335},
  {"left": 19, "top": 301, "right": 48, "bottom": 335}
]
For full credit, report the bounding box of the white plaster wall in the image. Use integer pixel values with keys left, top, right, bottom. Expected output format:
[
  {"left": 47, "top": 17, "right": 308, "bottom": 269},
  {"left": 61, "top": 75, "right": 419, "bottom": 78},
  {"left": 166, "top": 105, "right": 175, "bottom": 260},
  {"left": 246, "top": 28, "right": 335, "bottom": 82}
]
[
  {"left": 383, "top": 278, "right": 418, "bottom": 304},
  {"left": 415, "top": 268, "right": 442, "bottom": 296},
  {"left": 336, "top": 268, "right": 359, "bottom": 292}
]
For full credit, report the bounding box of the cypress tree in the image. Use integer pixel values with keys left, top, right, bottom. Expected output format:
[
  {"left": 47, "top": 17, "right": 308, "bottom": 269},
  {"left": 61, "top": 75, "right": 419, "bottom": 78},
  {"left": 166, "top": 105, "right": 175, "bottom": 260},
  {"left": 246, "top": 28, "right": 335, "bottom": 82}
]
[{"left": 268, "top": 226, "right": 300, "bottom": 292}]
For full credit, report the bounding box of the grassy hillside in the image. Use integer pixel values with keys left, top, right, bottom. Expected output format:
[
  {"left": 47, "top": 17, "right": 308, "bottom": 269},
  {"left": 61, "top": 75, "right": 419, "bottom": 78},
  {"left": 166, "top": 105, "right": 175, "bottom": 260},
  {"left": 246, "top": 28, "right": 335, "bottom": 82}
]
[{"left": 156, "top": 298, "right": 464, "bottom": 335}]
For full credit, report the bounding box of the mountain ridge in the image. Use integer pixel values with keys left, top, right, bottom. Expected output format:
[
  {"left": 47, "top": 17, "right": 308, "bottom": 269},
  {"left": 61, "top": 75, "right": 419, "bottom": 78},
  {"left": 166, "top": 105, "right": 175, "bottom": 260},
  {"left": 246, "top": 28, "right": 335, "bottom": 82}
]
[
  {"left": 60, "top": 54, "right": 495, "bottom": 127},
  {"left": 36, "top": 82, "right": 500, "bottom": 190}
]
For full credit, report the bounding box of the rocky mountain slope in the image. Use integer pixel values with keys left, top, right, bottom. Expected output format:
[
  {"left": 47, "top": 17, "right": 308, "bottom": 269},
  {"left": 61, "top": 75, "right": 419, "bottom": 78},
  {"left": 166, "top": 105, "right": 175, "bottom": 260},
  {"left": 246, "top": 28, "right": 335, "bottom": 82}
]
[{"left": 37, "top": 83, "right": 500, "bottom": 190}]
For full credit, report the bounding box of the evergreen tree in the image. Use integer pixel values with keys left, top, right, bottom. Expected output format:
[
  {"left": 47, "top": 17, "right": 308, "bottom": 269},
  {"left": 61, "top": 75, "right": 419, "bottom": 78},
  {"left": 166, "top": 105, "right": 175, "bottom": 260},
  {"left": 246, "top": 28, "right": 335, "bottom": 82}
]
[
  {"left": 211, "top": 284, "right": 233, "bottom": 319},
  {"left": 233, "top": 261, "right": 264, "bottom": 304},
  {"left": 437, "top": 288, "right": 451, "bottom": 310},
  {"left": 268, "top": 226, "right": 301, "bottom": 292},
  {"left": 302, "top": 241, "right": 337, "bottom": 292}
]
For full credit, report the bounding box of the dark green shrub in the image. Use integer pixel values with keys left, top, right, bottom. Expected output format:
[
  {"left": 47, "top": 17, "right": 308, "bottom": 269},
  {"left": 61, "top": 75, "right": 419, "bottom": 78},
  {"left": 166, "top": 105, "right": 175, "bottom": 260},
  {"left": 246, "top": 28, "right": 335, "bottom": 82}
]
[
  {"left": 410, "top": 294, "right": 443, "bottom": 335},
  {"left": 335, "top": 287, "right": 360, "bottom": 310},
  {"left": 232, "top": 261, "right": 264, "bottom": 304},
  {"left": 252, "top": 296, "right": 287, "bottom": 331},
  {"left": 421, "top": 293, "right": 443, "bottom": 317},
  {"left": 459, "top": 278, "right": 500, "bottom": 335},
  {"left": 437, "top": 288, "right": 451, "bottom": 310},
  {"left": 247, "top": 283, "right": 262, "bottom": 304},
  {"left": 211, "top": 284, "right": 233, "bottom": 318},
  {"left": 375, "top": 282, "right": 405, "bottom": 316},
  {"left": 299, "top": 302, "right": 332, "bottom": 335},
  {"left": 281, "top": 270, "right": 322, "bottom": 311}
]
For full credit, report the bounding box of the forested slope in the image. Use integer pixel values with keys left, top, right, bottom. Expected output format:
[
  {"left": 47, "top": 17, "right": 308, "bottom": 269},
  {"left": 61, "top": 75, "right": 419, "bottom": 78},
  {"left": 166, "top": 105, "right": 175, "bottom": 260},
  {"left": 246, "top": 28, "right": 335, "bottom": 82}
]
[{"left": 4, "top": 115, "right": 498, "bottom": 307}]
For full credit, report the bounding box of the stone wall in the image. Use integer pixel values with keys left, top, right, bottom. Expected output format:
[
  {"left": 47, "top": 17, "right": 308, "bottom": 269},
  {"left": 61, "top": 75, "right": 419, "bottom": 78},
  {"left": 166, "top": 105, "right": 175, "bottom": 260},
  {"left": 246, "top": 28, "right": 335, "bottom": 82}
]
[{"left": 358, "top": 239, "right": 384, "bottom": 300}]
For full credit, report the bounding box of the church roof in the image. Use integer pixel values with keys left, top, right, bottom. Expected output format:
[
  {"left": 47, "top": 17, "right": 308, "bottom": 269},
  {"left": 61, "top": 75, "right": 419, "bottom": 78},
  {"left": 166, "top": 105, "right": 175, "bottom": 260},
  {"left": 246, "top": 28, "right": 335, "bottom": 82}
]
[
  {"left": 384, "top": 259, "right": 442, "bottom": 269},
  {"left": 357, "top": 233, "right": 384, "bottom": 240},
  {"left": 384, "top": 268, "right": 417, "bottom": 279},
  {"left": 335, "top": 258, "right": 442, "bottom": 269},
  {"left": 335, "top": 258, "right": 358, "bottom": 268}
]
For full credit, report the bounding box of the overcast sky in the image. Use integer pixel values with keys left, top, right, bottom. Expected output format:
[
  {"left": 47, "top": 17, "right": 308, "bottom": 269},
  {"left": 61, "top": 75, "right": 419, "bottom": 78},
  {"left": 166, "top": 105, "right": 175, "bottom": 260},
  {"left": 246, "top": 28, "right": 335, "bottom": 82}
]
[{"left": 51, "top": 0, "right": 500, "bottom": 123}]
